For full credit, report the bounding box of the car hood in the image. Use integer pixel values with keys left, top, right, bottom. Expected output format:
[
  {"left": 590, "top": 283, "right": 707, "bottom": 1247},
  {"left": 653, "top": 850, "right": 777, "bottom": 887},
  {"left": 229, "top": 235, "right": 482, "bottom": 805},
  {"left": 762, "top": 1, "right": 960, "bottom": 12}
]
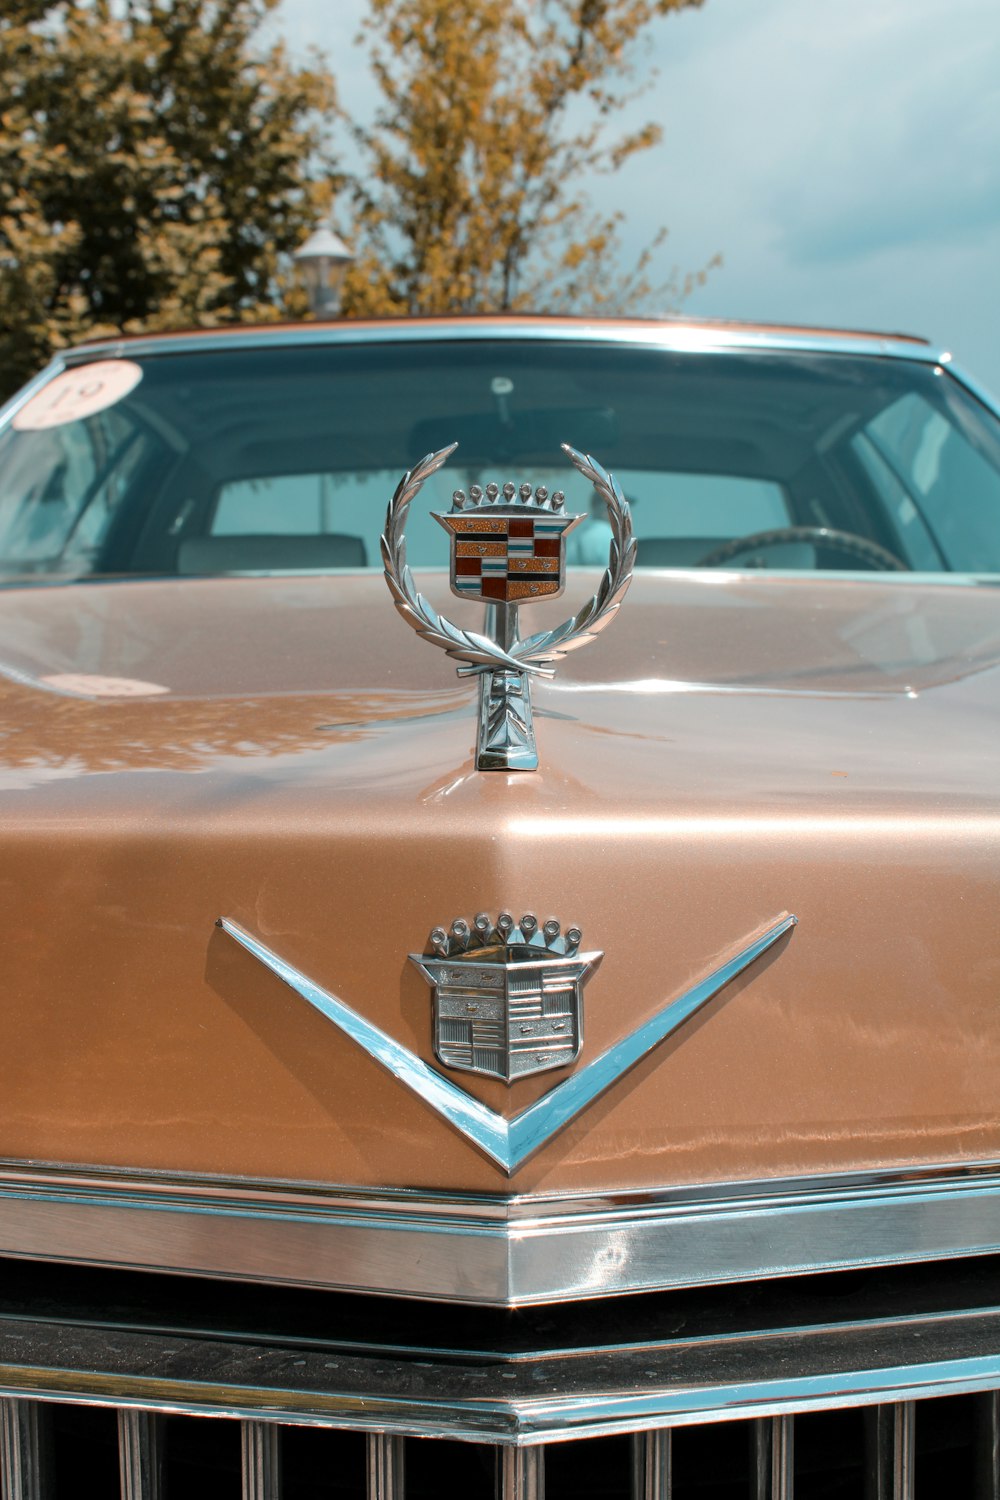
[{"left": 1, "top": 570, "right": 1000, "bottom": 1197}]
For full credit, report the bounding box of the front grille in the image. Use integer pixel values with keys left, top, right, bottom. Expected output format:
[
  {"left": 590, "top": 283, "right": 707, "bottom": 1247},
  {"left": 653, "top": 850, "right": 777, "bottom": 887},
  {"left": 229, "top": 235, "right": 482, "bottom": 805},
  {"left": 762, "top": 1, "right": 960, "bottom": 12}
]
[
  {"left": 3, "top": 1399, "right": 1000, "bottom": 1498},
  {"left": 4, "top": 1256, "right": 1000, "bottom": 1498}
]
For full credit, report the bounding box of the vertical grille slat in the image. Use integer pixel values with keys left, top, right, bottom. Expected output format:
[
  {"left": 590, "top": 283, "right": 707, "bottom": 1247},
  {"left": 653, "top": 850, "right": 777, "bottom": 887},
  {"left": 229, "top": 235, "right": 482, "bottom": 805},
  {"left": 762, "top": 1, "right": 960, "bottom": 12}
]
[
  {"left": 865, "top": 1402, "right": 915, "bottom": 1500},
  {"left": 496, "top": 1446, "right": 544, "bottom": 1500},
  {"left": 977, "top": 1391, "right": 1000, "bottom": 1500},
  {"left": 631, "top": 1430, "right": 671, "bottom": 1499},
  {"left": 0, "top": 1399, "right": 51, "bottom": 1500},
  {"left": 367, "top": 1434, "right": 405, "bottom": 1500},
  {"left": 117, "top": 1410, "right": 163, "bottom": 1500},
  {"left": 753, "top": 1415, "right": 794, "bottom": 1500},
  {"left": 241, "top": 1419, "right": 282, "bottom": 1500}
]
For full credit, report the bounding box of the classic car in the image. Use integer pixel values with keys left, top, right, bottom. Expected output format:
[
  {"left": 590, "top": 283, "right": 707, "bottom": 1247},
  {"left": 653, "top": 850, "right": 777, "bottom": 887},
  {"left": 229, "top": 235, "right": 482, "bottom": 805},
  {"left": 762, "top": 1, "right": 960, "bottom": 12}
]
[{"left": 2, "top": 314, "right": 1000, "bottom": 1499}]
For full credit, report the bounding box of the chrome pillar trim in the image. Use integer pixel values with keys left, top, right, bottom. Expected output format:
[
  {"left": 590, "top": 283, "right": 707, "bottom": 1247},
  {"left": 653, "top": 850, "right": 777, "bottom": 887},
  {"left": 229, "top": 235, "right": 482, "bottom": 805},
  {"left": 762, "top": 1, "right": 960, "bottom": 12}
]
[
  {"left": 976, "top": 1391, "right": 1000, "bottom": 1500},
  {"left": 118, "top": 1409, "right": 163, "bottom": 1500},
  {"left": 220, "top": 914, "right": 795, "bottom": 1174},
  {"left": 0, "top": 359, "right": 66, "bottom": 429},
  {"left": 865, "top": 1403, "right": 914, "bottom": 1500},
  {"left": 367, "top": 1434, "right": 405, "bottom": 1500},
  {"left": 631, "top": 1430, "right": 671, "bottom": 1500},
  {"left": 496, "top": 1446, "right": 544, "bottom": 1500},
  {"left": 241, "top": 1419, "right": 281, "bottom": 1500},
  {"left": 0, "top": 1398, "right": 50, "bottom": 1500},
  {"left": 753, "top": 1415, "right": 794, "bottom": 1500},
  {"left": 9, "top": 1153, "right": 1000, "bottom": 1305},
  {"left": 947, "top": 363, "right": 1000, "bottom": 422}
]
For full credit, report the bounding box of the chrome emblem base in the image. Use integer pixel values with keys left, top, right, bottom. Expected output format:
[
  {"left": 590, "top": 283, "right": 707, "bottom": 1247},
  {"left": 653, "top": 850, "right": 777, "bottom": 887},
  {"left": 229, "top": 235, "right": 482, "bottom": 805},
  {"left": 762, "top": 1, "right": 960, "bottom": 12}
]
[
  {"left": 477, "top": 658, "right": 538, "bottom": 771},
  {"left": 411, "top": 914, "right": 602, "bottom": 1082}
]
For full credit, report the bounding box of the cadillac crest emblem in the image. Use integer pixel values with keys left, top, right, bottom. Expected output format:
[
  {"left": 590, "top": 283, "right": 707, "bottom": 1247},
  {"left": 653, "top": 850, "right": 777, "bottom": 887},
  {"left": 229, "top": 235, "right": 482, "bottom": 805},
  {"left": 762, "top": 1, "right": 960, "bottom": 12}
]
[
  {"left": 411, "top": 914, "right": 602, "bottom": 1083},
  {"left": 437, "top": 485, "right": 578, "bottom": 604},
  {"left": 381, "top": 442, "right": 635, "bottom": 773}
]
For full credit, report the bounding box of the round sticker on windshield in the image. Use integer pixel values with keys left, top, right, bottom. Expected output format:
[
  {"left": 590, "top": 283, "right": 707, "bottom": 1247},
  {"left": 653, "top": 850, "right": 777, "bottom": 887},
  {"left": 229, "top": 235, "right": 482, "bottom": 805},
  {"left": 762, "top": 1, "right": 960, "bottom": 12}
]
[{"left": 12, "top": 360, "right": 142, "bottom": 431}]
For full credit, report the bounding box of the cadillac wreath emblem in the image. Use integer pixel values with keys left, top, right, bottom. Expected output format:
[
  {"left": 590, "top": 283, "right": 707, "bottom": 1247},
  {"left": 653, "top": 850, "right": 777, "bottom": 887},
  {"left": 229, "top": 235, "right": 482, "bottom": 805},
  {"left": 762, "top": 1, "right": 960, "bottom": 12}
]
[
  {"left": 381, "top": 442, "right": 635, "bottom": 772},
  {"left": 411, "top": 914, "right": 602, "bottom": 1082}
]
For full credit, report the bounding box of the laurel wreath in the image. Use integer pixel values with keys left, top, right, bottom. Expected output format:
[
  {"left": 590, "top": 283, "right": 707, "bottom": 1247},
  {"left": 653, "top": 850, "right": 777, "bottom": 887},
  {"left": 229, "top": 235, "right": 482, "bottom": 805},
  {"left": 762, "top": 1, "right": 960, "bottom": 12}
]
[{"left": 380, "top": 441, "right": 636, "bottom": 679}]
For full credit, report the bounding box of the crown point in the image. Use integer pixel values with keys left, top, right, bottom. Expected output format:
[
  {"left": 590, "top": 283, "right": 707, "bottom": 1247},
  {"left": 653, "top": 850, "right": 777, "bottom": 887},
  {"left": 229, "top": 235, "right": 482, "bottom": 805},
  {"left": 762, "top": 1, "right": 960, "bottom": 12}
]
[
  {"left": 502, "top": 481, "right": 515, "bottom": 501},
  {"left": 519, "top": 483, "right": 532, "bottom": 501},
  {"left": 497, "top": 911, "right": 514, "bottom": 936},
  {"left": 470, "top": 484, "right": 483, "bottom": 502},
  {"left": 543, "top": 918, "right": 560, "bottom": 941},
  {"left": 430, "top": 926, "right": 449, "bottom": 954},
  {"left": 566, "top": 926, "right": 582, "bottom": 950},
  {"left": 552, "top": 491, "right": 565, "bottom": 511},
  {"left": 452, "top": 489, "right": 466, "bottom": 510},
  {"left": 486, "top": 482, "right": 499, "bottom": 502},
  {"left": 520, "top": 913, "right": 538, "bottom": 936},
  {"left": 535, "top": 486, "right": 549, "bottom": 504},
  {"left": 451, "top": 918, "right": 470, "bottom": 941},
  {"left": 474, "top": 912, "right": 491, "bottom": 937}
]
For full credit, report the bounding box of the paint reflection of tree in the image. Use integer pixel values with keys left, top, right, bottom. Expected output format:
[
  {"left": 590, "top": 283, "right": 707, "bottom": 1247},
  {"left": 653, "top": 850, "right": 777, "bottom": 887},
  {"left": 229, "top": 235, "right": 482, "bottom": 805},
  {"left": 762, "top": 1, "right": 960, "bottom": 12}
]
[{"left": 0, "top": 687, "right": 469, "bottom": 772}]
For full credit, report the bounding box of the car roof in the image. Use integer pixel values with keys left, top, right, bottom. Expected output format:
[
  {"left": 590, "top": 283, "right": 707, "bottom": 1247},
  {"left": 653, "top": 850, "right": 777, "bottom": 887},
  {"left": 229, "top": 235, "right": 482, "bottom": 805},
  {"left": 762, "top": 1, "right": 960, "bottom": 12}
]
[{"left": 61, "top": 312, "right": 945, "bottom": 367}]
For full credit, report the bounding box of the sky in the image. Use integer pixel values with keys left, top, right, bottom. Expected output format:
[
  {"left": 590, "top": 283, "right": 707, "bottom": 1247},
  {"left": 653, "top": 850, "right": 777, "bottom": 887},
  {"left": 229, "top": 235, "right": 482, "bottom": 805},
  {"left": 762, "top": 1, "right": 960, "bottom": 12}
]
[{"left": 267, "top": 0, "right": 1000, "bottom": 397}]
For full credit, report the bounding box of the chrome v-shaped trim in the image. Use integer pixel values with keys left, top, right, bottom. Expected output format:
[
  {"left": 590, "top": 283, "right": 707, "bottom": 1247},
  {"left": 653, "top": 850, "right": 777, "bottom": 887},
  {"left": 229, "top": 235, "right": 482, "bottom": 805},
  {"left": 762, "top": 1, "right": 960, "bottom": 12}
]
[{"left": 219, "top": 914, "right": 796, "bottom": 1174}]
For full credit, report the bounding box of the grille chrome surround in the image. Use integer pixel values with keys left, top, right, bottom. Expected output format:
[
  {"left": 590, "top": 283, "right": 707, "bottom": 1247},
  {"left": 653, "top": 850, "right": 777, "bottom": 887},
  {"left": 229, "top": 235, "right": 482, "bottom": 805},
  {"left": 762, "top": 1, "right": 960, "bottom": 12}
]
[
  {"left": 2, "top": 1260, "right": 1000, "bottom": 1444},
  {"left": 3, "top": 1256, "right": 1000, "bottom": 1497},
  {"left": 6, "top": 1158, "right": 1000, "bottom": 1306}
]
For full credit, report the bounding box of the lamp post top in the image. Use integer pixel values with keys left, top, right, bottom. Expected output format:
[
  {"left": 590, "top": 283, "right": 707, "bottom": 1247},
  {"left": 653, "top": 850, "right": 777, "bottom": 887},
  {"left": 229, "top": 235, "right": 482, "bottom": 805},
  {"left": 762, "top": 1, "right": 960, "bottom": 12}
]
[{"left": 293, "top": 226, "right": 353, "bottom": 265}]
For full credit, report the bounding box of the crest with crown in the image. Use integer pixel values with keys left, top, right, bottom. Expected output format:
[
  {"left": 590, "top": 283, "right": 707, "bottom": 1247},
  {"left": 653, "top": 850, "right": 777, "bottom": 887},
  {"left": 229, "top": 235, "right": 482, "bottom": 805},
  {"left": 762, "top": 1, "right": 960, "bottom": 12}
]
[
  {"left": 434, "top": 480, "right": 583, "bottom": 605},
  {"left": 410, "top": 912, "right": 603, "bottom": 1083}
]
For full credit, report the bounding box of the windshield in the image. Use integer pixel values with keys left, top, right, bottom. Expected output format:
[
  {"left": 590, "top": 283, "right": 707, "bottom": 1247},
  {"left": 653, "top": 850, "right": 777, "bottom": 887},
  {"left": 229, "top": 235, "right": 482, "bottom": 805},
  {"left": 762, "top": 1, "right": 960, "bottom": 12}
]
[{"left": 2, "top": 338, "right": 1000, "bottom": 581}]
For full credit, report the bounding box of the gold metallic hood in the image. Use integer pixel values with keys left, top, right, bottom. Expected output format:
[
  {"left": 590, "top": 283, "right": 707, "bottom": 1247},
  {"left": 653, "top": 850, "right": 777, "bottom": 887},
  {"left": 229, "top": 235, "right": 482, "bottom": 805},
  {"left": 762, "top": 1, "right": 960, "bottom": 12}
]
[{"left": 1, "top": 570, "right": 1000, "bottom": 1204}]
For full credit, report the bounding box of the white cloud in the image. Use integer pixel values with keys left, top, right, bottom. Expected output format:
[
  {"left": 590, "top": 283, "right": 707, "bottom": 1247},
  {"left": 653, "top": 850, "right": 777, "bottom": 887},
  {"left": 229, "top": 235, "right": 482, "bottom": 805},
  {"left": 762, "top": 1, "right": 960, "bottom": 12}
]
[{"left": 267, "top": 0, "right": 1000, "bottom": 395}]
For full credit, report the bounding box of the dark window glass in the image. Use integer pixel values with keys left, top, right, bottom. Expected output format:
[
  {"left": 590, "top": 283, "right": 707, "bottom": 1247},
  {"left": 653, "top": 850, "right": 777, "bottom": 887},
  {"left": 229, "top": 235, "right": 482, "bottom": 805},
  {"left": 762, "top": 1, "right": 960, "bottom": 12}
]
[{"left": 2, "top": 340, "right": 1000, "bottom": 580}]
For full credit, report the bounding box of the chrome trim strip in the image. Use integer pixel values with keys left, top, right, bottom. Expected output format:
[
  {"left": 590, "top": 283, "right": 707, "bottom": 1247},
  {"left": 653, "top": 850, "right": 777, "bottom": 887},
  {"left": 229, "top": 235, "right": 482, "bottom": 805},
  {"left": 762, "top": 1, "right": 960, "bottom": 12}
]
[
  {"left": 6, "top": 1156, "right": 1000, "bottom": 1305},
  {"left": 0, "top": 359, "right": 66, "bottom": 429},
  {"left": 219, "top": 914, "right": 795, "bottom": 1175},
  {"left": 54, "top": 321, "right": 943, "bottom": 366},
  {"left": 947, "top": 361, "right": 1000, "bottom": 420},
  {"left": 5, "top": 1308, "right": 1000, "bottom": 1445}
]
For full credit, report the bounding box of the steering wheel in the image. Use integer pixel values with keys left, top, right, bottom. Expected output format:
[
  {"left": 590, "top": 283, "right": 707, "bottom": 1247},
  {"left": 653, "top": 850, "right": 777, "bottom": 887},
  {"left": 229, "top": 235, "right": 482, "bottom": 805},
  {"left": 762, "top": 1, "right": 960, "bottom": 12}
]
[{"left": 696, "top": 525, "right": 910, "bottom": 571}]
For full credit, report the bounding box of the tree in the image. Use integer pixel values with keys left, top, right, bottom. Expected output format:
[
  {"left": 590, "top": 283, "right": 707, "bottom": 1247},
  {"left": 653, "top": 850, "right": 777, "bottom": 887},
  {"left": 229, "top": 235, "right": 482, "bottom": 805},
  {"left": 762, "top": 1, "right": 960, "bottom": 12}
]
[
  {"left": 339, "top": 0, "right": 715, "bottom": 318},
  {"left": 0, "top": 0, "right": 336, "bottom": 398}
]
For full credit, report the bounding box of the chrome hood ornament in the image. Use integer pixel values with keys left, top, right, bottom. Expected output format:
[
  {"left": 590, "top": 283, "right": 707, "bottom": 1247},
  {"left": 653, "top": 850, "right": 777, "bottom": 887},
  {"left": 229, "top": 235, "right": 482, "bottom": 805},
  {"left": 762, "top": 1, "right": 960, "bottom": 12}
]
[
  {"left": 381, "top": 443, "right": 635, "bottom": 772},
  {"left": 411, "top": 913, "right": 602, "bottom": 1083}
]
